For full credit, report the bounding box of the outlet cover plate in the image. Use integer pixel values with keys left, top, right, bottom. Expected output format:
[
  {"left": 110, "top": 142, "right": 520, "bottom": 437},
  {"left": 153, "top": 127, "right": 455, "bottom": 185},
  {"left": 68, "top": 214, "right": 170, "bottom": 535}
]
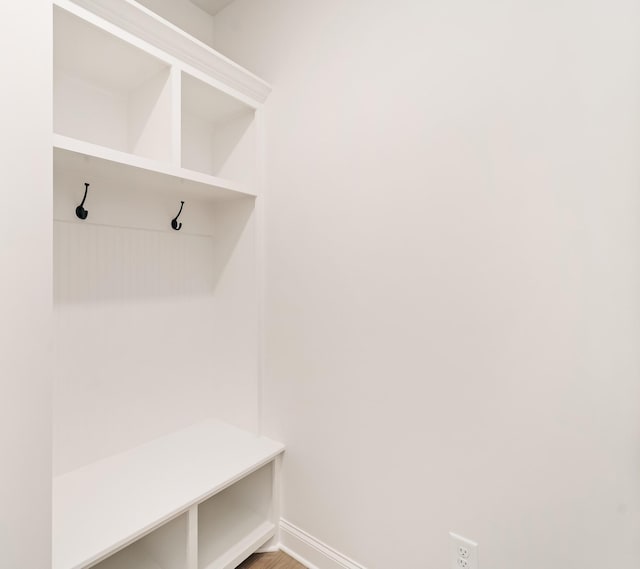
[{"left": 450, "top": 532, "right": 478, "bottom": 569}]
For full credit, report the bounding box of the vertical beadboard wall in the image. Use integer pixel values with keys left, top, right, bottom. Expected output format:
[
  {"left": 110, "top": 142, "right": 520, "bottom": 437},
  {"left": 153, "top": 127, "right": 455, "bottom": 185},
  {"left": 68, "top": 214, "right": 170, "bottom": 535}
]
[{"left": 52, "top": 172, "right": 259, "bottom": 475}]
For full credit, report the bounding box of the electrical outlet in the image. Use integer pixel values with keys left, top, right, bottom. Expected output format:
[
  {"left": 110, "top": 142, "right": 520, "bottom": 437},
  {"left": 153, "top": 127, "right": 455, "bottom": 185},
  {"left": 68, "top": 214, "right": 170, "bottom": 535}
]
[{"left": 450, "top": 532, "right": 478, "bottom": 569}]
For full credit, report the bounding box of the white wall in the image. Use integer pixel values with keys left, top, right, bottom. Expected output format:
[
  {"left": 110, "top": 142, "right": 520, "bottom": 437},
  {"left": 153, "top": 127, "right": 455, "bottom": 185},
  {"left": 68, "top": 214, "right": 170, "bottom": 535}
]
[
  {"left": 0, "top": 2, "right": 52, "bottom": 568},
  {"left": 211, "top": 1, "right": 640, "bottom": 568}
]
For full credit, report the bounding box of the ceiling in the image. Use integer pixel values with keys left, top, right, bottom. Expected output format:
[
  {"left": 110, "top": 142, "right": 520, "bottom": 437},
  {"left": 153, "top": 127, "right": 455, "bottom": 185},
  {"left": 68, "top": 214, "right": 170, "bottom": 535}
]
[{"left": 190, "top": 0, "right": 235, "bottom": 17}]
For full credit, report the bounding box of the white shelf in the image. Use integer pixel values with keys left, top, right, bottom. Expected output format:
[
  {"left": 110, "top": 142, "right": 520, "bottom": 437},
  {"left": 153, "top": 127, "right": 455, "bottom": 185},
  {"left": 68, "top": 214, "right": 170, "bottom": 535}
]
[
  {"left": 53, "top": 420, "right": 284, "bottom": 569},
  {"left": 54, "top": 135, "right": 255, "bottom": 201}
]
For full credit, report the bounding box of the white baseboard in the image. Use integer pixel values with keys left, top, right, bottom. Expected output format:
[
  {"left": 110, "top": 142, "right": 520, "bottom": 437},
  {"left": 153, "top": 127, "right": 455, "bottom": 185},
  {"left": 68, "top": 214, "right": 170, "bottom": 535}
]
[{"left": 279, "top": 519, "right": 368, "bottom": 569}]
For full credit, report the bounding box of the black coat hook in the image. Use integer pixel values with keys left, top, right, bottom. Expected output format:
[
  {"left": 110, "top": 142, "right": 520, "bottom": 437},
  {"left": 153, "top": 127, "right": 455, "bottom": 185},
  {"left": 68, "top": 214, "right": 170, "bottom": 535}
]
[
  {"left": 171, "top": 201, "right": 185, "bottom": 231},
  {"left": 76, "top": 182, "right": 90, "bottom": 220}
]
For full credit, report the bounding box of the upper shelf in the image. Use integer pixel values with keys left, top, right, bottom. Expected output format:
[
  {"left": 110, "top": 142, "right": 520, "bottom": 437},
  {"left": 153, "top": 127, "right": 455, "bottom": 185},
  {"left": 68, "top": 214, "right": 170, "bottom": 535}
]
[
  {"left": 56, "top": 0, "right": 271, "bottom": 105},
  {"left": 53, "top": 420, "right": 284, "bottom": 569}
]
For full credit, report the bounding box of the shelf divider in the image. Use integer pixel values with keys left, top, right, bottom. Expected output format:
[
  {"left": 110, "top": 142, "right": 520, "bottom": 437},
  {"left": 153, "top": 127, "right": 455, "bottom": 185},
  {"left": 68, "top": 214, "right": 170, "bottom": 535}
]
[{"left": 188, "top": 506, "right": 198, "bottom": 569}]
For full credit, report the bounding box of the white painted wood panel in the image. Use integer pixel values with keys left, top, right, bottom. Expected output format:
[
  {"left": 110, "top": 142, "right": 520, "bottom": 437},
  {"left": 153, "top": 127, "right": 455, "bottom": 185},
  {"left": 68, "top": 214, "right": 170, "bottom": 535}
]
[
  {"left": 53, "top": 222, "right": 216, "bottom": 302},
  {"left": 129, "top": 68, "right": 174, "bottom": 162}
]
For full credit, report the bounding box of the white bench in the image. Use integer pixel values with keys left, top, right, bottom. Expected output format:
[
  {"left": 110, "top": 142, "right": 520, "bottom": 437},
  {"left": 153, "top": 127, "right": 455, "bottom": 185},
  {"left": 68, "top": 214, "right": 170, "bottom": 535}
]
[{"left": 53, "top": 420, "right": 284, "bottom": 569}]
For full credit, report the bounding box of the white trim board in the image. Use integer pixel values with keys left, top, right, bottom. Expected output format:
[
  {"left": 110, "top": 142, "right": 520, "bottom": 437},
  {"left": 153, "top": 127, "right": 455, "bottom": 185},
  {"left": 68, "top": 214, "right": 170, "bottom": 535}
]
[{"left": 279, "top": 519, "right": 368, "bottom": 569}]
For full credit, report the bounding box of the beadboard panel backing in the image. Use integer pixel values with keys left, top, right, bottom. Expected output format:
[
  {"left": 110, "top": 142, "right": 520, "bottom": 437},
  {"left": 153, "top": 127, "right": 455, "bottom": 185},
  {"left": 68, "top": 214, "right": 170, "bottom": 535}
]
[
  {"left": 54, "top": 222, "right": 217, "bottom": 301},
  {"left": 53, "top": 196, "right": 259, "bottom": 475}
]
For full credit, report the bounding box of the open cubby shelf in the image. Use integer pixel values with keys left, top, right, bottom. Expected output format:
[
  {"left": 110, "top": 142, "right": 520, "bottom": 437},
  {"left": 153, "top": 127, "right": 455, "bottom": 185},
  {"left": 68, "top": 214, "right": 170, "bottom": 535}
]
[
  {"left": 181, "top": 72, "right": 256, "bottom": 187},
  {"left": 54, "top": 5, "right": 173, "bottom": 163},
  {"left": 90, "top": 514, "right": 189, "bottom": 569},
  {"left": 198, "top": 465, "right": 275, "bottom": 569},
  {"left": 53, "top": 0, "right": 260, "bottom": 201},
  {"left": 53, "top": 420, "right": 284, "bottom": 569}
]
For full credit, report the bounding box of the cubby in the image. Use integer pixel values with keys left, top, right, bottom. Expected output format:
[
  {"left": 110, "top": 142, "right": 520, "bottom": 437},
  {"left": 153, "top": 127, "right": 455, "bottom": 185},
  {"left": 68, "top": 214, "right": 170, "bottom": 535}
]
[
  {"left": 53, "top": 6, "right": 173, "bottom": 162},
  {"left": 90, "top": 514, "right": 189, "bottom": 569},
  {"left": 198, "top": 464, "right": 275, "bottom": 569},
  {"left": 181, "top": 72, "right": 256, "bottom": 186}
]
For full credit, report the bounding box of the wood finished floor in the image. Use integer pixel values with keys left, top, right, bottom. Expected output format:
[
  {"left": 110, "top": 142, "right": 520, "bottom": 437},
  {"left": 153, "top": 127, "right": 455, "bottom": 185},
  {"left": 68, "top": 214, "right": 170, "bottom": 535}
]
[{"left": 237, "top": 551, "right": 307, "bottom": 569}]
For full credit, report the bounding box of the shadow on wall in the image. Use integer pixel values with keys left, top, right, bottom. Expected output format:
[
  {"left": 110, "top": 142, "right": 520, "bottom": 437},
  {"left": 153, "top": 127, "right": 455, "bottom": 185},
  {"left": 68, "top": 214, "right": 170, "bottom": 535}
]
[{"left": 53, "top": 197, "right": 255, "bottom": 303}]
